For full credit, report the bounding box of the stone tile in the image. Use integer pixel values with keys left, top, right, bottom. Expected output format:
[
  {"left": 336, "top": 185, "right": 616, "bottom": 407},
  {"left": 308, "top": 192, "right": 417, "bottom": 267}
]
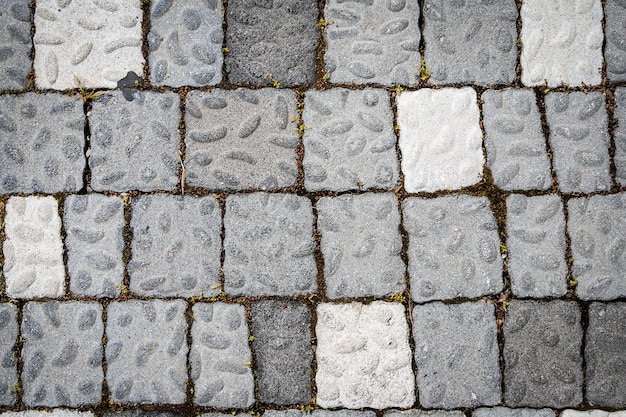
[
  {"left": 423, "top": 0, "right": 517, "bottom": 85},
  {"left": 21, "top": 301, "right": 103, "bottom": 407},
  {"left": 251, "top": 300, "right": 312, "bottom": 405},
  {"left": 605, "top": 0, "right": 626, "bottom": 82},
  {"left": 223, "top": 193, "right": 317, "bottom": 296},
  {"left": 323, "top": 1, "right": 421, "bottom": 85},
  {"left": 303, "top": 88, "right": 399, "bottom": 191},
  {"left": 503, "top": 300, "right": 583, "bottom": 407},
  {"left": 0, "top": 0, "right": 32, "bottom": 90},
  {"left": 397, "top": 87, "right": 483, "bottom": 192},
  {"left": 3, "top": 197, "right": 65, "bottom": 299},
  {"left": 473, "top": 408, "right": 556, "bottom": 417},
  {"left": 265, "top": 412, "right": 376, "bottom": 417},
  {"left": 562, "top": 411, "right": 626, "bottom": 417},
  {"left": 403, "top": 195, "right": 502, "bottom": 302},
  {"left": 105, "top": 413, "right": 181, "bottom": 417},
  {"left": 482, "top": 89, "right": 551, "bottom": 190},
  {"left": 0, "top": 93, "right": 85, "bottom": 194},
  {"left": 413, "top": 301, "right": 500, "bottom": 409},
  {"left": 386, "top": 411, "right": 464, "bottom": 417},
  {"left": 64, "top": 194, "right": 124, "bottom": 298},
  {"left": 148, "top": 0, "right": 223, "bottom": 87},
  {"left": 568, "top": 193, "right": 626, "bottom": 300},
  {"left": 33, "top": 0, "right": 143, "bottom": 89},
  {"left": 0, "top": 304, "right": 17, "bottom": 406},
  {"left": 129, "top": 195, "right": 221, "bottom": 298},
  {"left": 615, "top": 88, "right": 626, "bottom": 186},
  {"left": 1, "top": 411, "right": 95, "bottom": 417},
  {"left": 89, "top": 91, "right": 180, "bottom": 192},
  {"left": 317, "top": 193, "right": 404, "bottom": 298},
  {"left": 106, "top": 300, "right": 188, "bottom": 405},
  {"left": 520, "top": 0, "right": 603, "bottom": 87}
]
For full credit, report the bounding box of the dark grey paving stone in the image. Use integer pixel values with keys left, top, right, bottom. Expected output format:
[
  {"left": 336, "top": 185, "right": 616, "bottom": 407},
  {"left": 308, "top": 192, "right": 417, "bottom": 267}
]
[
  {"left": 482, "top": 89, "right": 551, "bottom": 190},
  {"left": 503, "top": 300, "right": 583, "bottom": 408},
  {"left": 0, "top": 0, "right": 31, "bottom": 90},
  {"left": 473, "top": 408, "right": 556, "bottom": 417},
  {"left": 225, "top": 0, "right": 319, "bottom": 87},
  {"left": 21, "top": 301, "right": 104, "bottom": 407},
  {"left": 412, "top": 301, "right": 501, "bottom": 409},
  {"left": 89, "top": 91, "right": 180, "bottom": 192},
  {"left": 545, "top": 92, "right": 611, "bottom": 193},
  {"left": 317, "top": 193, "right": 404, "bottom": 298},
  {"left": 184, "top": 89, "right": 298, "bottom": 190},
  {"left": 0, "top": 93, "right": 85, "bottom": 194},
  {"left": 615, "top": 88, "right": 626, "bottom": 186},
  {"left": 302, "top": 88, "right": 399, "bottom": 191},
  {"left": 606, "top": 0, "right": 626, "bottom": 82},
  {"left": 64, "top": 194, "right": 124, "bottom": 298},
  {"left": 223, "top": 193, "right": 317, "bottom": 296},
  {"left": 0, "top": 303, "right": 17, "bottom": 406},
  {"left": 251, "top": 300, "right": 312, "bottom": 405},
  {"left": 106, "top": 300, "right": 188, "bottom": 405},
  {"left": 386, "top": 411, "right": 464, "bottom": 417},
  {"left": 129, "top": 195, "right": 221, "bottom": 297}
]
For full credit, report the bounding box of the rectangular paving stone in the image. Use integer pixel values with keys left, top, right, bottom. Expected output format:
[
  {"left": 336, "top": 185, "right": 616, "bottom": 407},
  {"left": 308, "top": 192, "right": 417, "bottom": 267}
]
[
  {"left": 386, "top": 411, "right": 464, "bottom": 417},
  {"left": 0, "top": 303, "right": 17, "bottom": 406},
  {"left": 615, "top": 87, "right": 626, "bottom": 186},
  {"left": 1, "top": 412, "right": 95, "bottom": 417},
  {"left": 105, "top": 412, "right": 180, "bottom": 417},
  {"left": 265, "top": 411, "right": 375, "bottom": 417},
  {"left": 473, "top": 408, "right": 556, "bottom": 417},
  {"left": 605, "top": 0, "right": 626, "bottom": 81},
  {"left": 0, "top": 0, "right": 32, "bottom": 90},
  {"left": 562, "top": 412, "right": 626, "bottom": 417}
]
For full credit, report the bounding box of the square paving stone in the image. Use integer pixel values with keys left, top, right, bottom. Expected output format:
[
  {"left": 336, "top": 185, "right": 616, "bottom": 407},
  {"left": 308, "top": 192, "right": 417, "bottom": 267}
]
[
  {"left": 316, "top": 302, "right": 414, "bottom": 409},
  {"left": 21, "top": 301, "right": 104, "bottom": 407},
  {"left": 106, "top": 300, "right": 188, "bottom": 405},
  {"left": 317, "top": 193, "right": 404, "bottom": 298},
  {"left": 503, "top": 300, "right": 583, "bottom": 408},
  {"left": 64, "top": 194, "right": 124, "bottom": 298},
  {"left": 403, "top": 195, "right": 502, "bottom": 302},
  {"left": 423, "top": 0, "right": 517, "bottom": 85},
  {"left": 0, "top": 303, "right": 17, "bottom": 406},
  {"left": 89, "top": 91, "right": 180, "bottom": 192},
  {"left": 605, "top": 0, "right": 626, "bottom": 81},
  {"left": 129, "top": 195, "right": 221, "bottom": 298},
  {"left": 386, "top": 411, "right": 464, "bottom": 417},
  {"left": 0, "top": 93, "right": 85, "bottom": 194},
  {"left": 303, "top": 88, "right": 399, "bottom": 191},
  {"left": 0, "top": 0, "right": 32, "bottom": 90},
  {"left": 615, "top": 88, "right": 626, "bottom": 186},
  {"left": 184, "top": 89, "right": 298, "bottom": 191},
  {"left": 473, "top": 408, "right": 556, "bottom": 417}
]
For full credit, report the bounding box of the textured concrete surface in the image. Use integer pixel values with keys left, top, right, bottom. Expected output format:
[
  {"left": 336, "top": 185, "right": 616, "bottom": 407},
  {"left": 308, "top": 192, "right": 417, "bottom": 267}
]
[
  {"left": 604, "top": 0, "right": 626, "bottom": 81},
  {"left": 615, "top": 87, "right": 626, "bottom": 186},
  {"left": 473, "top": 409, "right": 556, "bottom": 417},
  {"left": 0, "top": 0, "right": 32, "bottom": 90},
  {"left": 0, "top": 304, "right": 17, "bottom": 406}
]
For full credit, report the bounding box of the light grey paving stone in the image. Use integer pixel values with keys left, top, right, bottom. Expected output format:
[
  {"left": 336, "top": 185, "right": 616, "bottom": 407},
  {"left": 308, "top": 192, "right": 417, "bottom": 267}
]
[
  {"left": 403, "top": 195, "right": 503, "bottom": 302},
  {"left": 0, "top": 0, "right": 32, "bottom": 90},
  {"left": 0, "top": 93, "right": 85, "bottom": 194},
  {"left": 104, "top": 412, "right": 181, "bottom": 417},
  {"left": 265, "top": 412, "right": 376, "bottom": 417},
  {"left": 21, "top": 301, "right": 103, "bottom": 407},
  {"left": 129, "top": 195, "right": 221, "bottom": 298},
  {"left": 64, "top": 194, "right": 124, "bottom": 298},
  {"left": 473, "top": 408, "right": 556, "bottom": 417},
  {"left": 89, "top": 91, "right": 180, "bottom": 192},
  {"left": 190, "top": 303, "right": 254, "bottom": 408},
  {"left": 545, "top": 92, "right": 611, "bottom": 193},
  {"left": 251, "top": 300, "right": 312, "bottom": 405},
  {"left": 323, "top": 0, "right": 421, "bottom": 86},
  {"left": 615, "top": 88, "right": 626, "bottom": 186},
  {"left": 0, "top": 303, "right": 17, "bottom": 406},
  {"left": 562, "top": 411, "right": 626, "bottom": 417},
  {"left": 506, "top": 194, "right": 567, "bottom": 297},
  {"left": 386, "top": 411, "right": 464, "bottom": 417},
  {"left": 106, "top": 300, "right": 188, "bottom": 405},
  {"left": 568, "top": 193, "right": 626, "bottom": 300},
  {"left": 604, "top": 0, "right": 626, "bottom": 81},
  {"left": 1, "top": 411, "right": 95, "bottom": 417},
  {"left": 303, "top": 88, "right": 399, "bottom": 191},
  {"left": 223, "top": 193, "right": 317, "bottom": 296},
  {"left": 423, "top": 0, "right": 517, "bottom": 85},
  {"left": 482, "top": 89, "right": 551, "bottom": 190},
  {"left": 317, "top": 193, "right": 404, "bottom": 298},
  {"left": 184, "top": 89, "right": 298, "bottom": 191},
  {"left": 503, "top": 300, "right": 583, "bottom": 407},
  {"left": 412, "top": 301, "right": 500, "bottom": 409}
]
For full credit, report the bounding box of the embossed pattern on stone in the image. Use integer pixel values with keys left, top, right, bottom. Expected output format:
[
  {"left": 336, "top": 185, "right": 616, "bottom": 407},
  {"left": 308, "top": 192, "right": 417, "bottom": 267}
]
[
  {"left": 0, "top": 304, "right": 17, "bottom": 406},
  {"left": 474, "top": 408, "right": 556, "bottom": 417},
  {"left": 0, "top": 0, "right": 32, "bottom": 90},
  {"left": 386, "top": 411, "right": 464, "bottom": 417},
  {"left": 615, "top": 88, "right": 626, "bottom": 186},
  {"left": 266, "top": 411, "right": 376, "bottom": 417},
  {"left": 603, "top": 0, "right": 626, "bottom": 81},
  {"left": 104, "top": 412, "right": 181, "bottom": 417},
  {"left": 562, "top": 411, "right": 626, "bottom": 417}
]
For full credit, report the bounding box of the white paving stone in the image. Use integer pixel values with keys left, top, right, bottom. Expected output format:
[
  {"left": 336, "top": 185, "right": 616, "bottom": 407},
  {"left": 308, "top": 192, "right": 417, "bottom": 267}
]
[{"left": 562, "top": 412, "right": 626, "bottom": 417}]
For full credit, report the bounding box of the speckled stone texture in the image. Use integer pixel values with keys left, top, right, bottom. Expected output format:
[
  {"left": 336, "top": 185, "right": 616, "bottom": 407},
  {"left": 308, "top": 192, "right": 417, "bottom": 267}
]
[
  {"left": 473, "top": 408, "right": 556, "bottom": 417},
  {"left": 1, "top": 411, "right": 95, "bottom": 417},
  {"left": 503, "top": 300, "right": 583, "bottom": 407},
  {"left": 605, "top": 0, "right": 626, "bottom": 81},
  {"left": 386, "top": 411, "right": 464, "bottom": 417},
  {"left": 104, "top": 412, "right": 181, "bottom": 417},
  {"left": 0, "top": 0, "right": 32, "bottom": 90},
  {"left": 615, "top": 88, "right": 626, "bottom": 186},
  {"left": 266, "top": 411, "right": 376, "bottom": 417},
  {"left": 562, "top": 411, "right": 626, "bottom": 417},
  {"left": 0, "top": 304, "right": 17, "bottom": 406}
]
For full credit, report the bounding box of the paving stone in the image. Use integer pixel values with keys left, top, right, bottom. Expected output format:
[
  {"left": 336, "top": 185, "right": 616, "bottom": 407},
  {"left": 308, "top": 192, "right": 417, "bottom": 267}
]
[
  {"left": 605, "top": 0, "right": 626, "bottom": 81},
  {"left": 506, "top": 194, "right": 567, "bottom": 297},
  {"left": 568, "top": 193, "right": 626, "bottom": 300},
  {"left": 104, "top": 412, "right": 181, "bottom": 417},
  {"left": 33, "top": 0, "right": 143, "bottom": 89},
  {"left": 397, "top": 87, "right": 483, "bottom": 192},
  {"left": 302, "top": 88, "right": 399, "bottom": 191},
  {"left": 503, "top": 300, "right": 583, "bottom": 407},
  {"left": 21, "top": 301, "right": 103, "bottom": 407},
  {"left": 386, "top": 411, "right": 464, "bottom": 417},
  {"left": 413, "top": 301, "right": 500, "bottom": 409},
  {"left": 106, "top": 300, "right": 188, "bottom": 405},
  {"left": 64, "top": 194, "right": 124, "bottom": 298},
  {"left": 225, "top": 0, "right": 319, "bottom": 87},
  {"left": 129, "top": 195, "right": 221, "bottom": 298},
  {"left": 323, "top": 0, "right": 421, "bottom": 86},
  {"left": 0, "top": 93, "right": 85, "bottom": 194},
  {"left": 482, "top": 89, "right": 551, "bottom": 190},
  {"left": 423, "top": 0, "right": 517, "bottom": 85},
  {"left": 223, "top": 193, "right": 317, "bottom": 296},
  {"left": 0, "top": 0, "right": 32, "bottom": 90},
  {"left": 190, "top": 303, "right": 254, "bottom": 408},
  {"left": 184, "top": 89, "right": 298, "bottom": 190},
  {"left": 562, "top": 412, "right": 626, "bottom": 417},
  {"left": 3, "top": 196, "right": 65, "bottom": 299},
  {"left": 545, "top": 91, "right": 611, "bottom": 193},
  {"left": 265, "top": 412, "right": 375, "bottom": 417},
  {"left": 89, "top": 91, "right": 180, "bottom": 192},
  {"left": 403, "top": 195, "right": 502, "bottom": 302},
  {"left": 615, "top": 88, "right": 626, "bottom": 186},
  {"left": 317, "top": 193, "right": 404, "bottom": 298},
  {"left": 251, "top": 300, "right": 312, "bottom": 405},
  {"left": 0, "top": 303, "right": 17, "bottom": 406},
  {"left": 1, "top": 411, "right": 95, "bottom": 417},
  {"left": 520, "top": 0, "right": 603, "bottom": 87},
  {"left": 473, "top": 408, "right": 556, "bottom": 417}
]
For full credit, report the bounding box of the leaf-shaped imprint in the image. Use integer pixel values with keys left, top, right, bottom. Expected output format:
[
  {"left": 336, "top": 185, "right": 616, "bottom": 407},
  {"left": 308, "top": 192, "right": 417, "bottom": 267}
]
[
  {"left": 348, "top": 62, "right": 375, "bottom": 79},
  {"left": 352, "top": 235, "right": 376, "bottom": 257},
  {"left": 380, "top": 18, "right": 409, "bottom": 35},
  {"left": 321, "top": 119, "right": 353, "bottom": 136},
  {"left": 71, "top": 42, "right": 93, "bottom": 65},
  {"left": 165, "top": 31, "right": 188, "bottom": 65},
  {"left": 325, "top": 246, "right": 343, "bottom": 276},
  {"left": 189, "top": 127, "right": 227, "bottom": 143},
  {"left": 153, "top": 0, "right": 173, "bottom": 17},
  {"left": 530, "top": 254, "right": 560, "bottom": 271},
  {"left": 358, "top": 112, "right": 384, "bottom": 132},
  {"left": 225, "top": 150, "right": 255, "bottom": 164},
  {"left": 45, "top": 51, "right": 59, "bottom": 84},
  {"left": 334, "top": 335, "right": 367, "bottom": 353},
  {"left": 9, "top": 268, "right": 37, "bottom": 294},
  {"left": 574, "top": 150, "right": 604, "bottom": 166},
  {"left": 511, "top": 228, "right": 546, "bottom": 243},
  {"left": 52, "top": 340, "right": 79, "bottom": 367},
  {"left": 494, "top": 117, "right": 524, "bottom": 134},
  {"left": 93, "top": 0, "right": 118, "bottom": 12},
  {"left": 307, "top": 95, "right": 331, "bottom": 115},
  {"left": 238, "top": 114, "right": 261, "bottom": 138},
  {"left": 105, "top": 37, "right": 141, "bottom": 53},
  {"left": 274, "top": 95, "right": 289, "bottom": 130},
  {"left": 553, "top": 126, "right": 589, "bottom": 141},
  {"left": 135, "top": 342, "right": 158, "bottom": 366},
  {"left": 535, "top": 200, "right": 561, "bottom": 223},
  {"left": 77, "top": 18, "right": 105, "bottom": 31},
  {"left": 478, "top": 237, "right": 497, "bottom": 264},
  {"left": 71, "top": 227, "right": 104, "bottom": 243},
  {"left": 34, "top": 33, "right": 64, "bottom": 45},
  {"left": 270, "top": 135, "right": 298, "bottom": 149}
]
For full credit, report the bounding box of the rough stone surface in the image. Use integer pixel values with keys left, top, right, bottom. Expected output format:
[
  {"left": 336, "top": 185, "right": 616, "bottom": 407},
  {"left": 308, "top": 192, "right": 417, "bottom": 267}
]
[
  {"left": 0, "top": 412, "right": 95, "bottom": 417},
  {"left": 0, "top": 304, "right": 17, "bottom": 406},
  {"left": 266, "top": 412, "right": 375, "bottom": 417},
  {"left": 562, "top": 412, "right": 626, "bottom": 417},
  {"left": 303, "top": 88, "right": 399, "bottom": 191},
  {"left": 0, "top": 0, "right": 32, "bottom": 90},
  {"left": 604, "top": 0, "right": 626, "bottom": 81},
  {"left": 615, "top": 88, "right": 626, "bottom": 186},
  {"left": 104, "top": 413, "right": 180, "bottom": 417},
  {"left": 386, "top": 411, "right": 464, "bottom": 417},
  {"left": 473, "top": 409, "right": 556, "bottom": 417}
]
